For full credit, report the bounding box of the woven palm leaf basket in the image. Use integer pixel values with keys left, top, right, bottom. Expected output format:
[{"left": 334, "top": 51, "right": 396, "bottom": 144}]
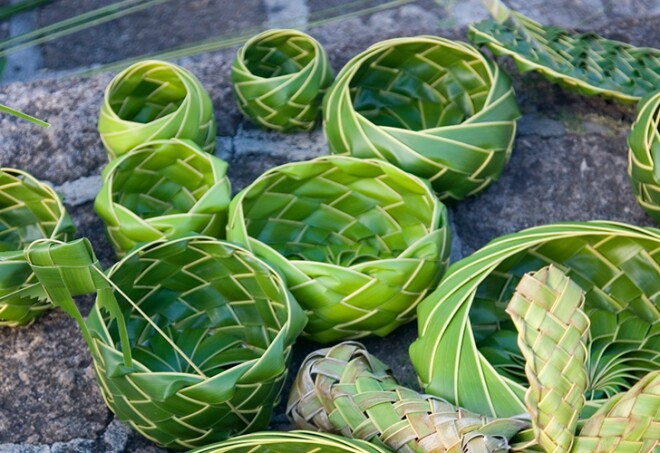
[
  {"left": 94, "top": 138, "right": 231, "bottom": 256},
  {"left": 323, "top": 35, "right": 520, "bottom": 201},
  {"left": 0, "top": 168, "right": 75, "bottom": 326},
  {"left": 469, "top": 0, "right": 660, "bottom": 103},
  {"left": 24, "top": 236, "right": 306, "bottom": 449},
  {"left": 98, "top": 60, "right": 216, "bottom": 160},
  {"left": 231, "top": 29, "right": 334, "bottom": 132},
  {"left": 227, "top": 155, "right": 450, "bottom": 343}
]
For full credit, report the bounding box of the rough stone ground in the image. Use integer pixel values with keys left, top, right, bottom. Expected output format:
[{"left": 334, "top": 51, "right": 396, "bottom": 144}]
[{"left": 0, "top": 0, "right": 658, "bottom": 451}]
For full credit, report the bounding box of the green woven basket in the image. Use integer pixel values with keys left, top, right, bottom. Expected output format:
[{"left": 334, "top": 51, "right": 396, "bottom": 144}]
[
  {"left": 227, "top": 155, "right": 450, "bottom": 343},
  {"left": 231, "top": 29, "right": 334, "bottom": 132},
  {"left": 0, "top": 168, "right": 75, "bottom": 326},
  {"left": 94, "top": 138, "right": 231, "bottom": 256},
  {"left": 323, "top": 36, "right": 520, "bottom": 201},
  {"left": 25, "top": 236, "right": 306, "bottom": 449},
  {"left": 629, "top": 90, "right": 660, "bottom": 223},
  {"left": 98, "top": 60, "right": 216, "bottom": 160},
  {"left": 469, "top": 0, "right": 660, "bottom": 103}
]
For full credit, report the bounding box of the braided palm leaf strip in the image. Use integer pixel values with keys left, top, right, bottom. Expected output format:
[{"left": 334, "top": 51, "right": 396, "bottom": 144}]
[
  {"left": 507, "top": 266, "right": 590, "bottom": 452},
  {"left": 94, "top": 138, "right": 231, "bottom": 256},
  {"left": 629, "top": 90, "right": 660, "bottom": 223},
  {"left": 98, "top": 60, "right": 216, "bottom": 160},
  {"left": 0, "top": 168, "right": 75, "bottom": 326},
  {"left": 323, "top": 35, "right": 520, "bottom": 201},
  {"left": 411, "top": 221, "right": 660, "bottom": 422},
  {"left": 231, "top": 29, "right": 334, "bottom": 132},
  {"left": 468, "top": 0, "right": 660, "bottom": 103},
  {"left": 227, "top": 155, "right": 450, "bottom": 343},
  {"left": 24, "top": 236, "right": 307, "bottom": 449}
]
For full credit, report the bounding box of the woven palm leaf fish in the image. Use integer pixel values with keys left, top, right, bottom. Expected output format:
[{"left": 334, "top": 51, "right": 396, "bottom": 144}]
[
  {"left": 24, "top": 236, "right": 306, "bottom": 449},
  {"left": 323, "top": 35, "right": 520, "bottom": 201},
  {"left": 469, "top": 0, "right": 660, "bottom": 102},
  {"left": 227, "top": 155, "right": 450, "bottom": 343},
  {"left": 231, "top": 29, "right": 334, "bottom": 132},
  {"left": 0, "top": 168, "right": 75, "bottom": 326},
  {"left": 98, "top": 60, "right": 216, "bottom": 160}
]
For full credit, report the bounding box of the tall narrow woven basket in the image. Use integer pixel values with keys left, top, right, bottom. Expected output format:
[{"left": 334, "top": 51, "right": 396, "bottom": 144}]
[
  {"left": 323, "top": 36, "right": 520, "bottom": 201},
  {"left": 94, "top": 138, "right": 231, "bottom": 256},
  {"left": 98, "top": 60, "right": 216, "bottom": 160},
  {"left": 25, "top": 236, "right": 306, "bottom": 449},
  {"left": 227, "top": 155, "right": 450, "bottom": 343},
  {"left": 0, "top": 168, "right": 75, "bottom": 326}
]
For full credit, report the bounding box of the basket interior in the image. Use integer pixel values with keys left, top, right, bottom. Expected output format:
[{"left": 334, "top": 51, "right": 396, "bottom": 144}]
[
  {"left": 243, "top": 34, "right": 316, "bottom": 78},
  {"left": 349, "top": 41, "right": 492, "bottom": 131},
  {"left": 215, "top": 443, "right": 356, "bottom": 453}
]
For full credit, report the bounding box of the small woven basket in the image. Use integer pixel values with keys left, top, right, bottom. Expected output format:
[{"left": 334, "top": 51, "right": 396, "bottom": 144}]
[
  {"left": 227, "top": 155, "right": 450, "bottom": 343},
  {"left": 94, "top": 138, "right": 231, "bottom": 256},
  {"left": 98, "top": 60, "right": 216, "bottom": 160},
  {"left": 323, "top": 36, "right": 520, "bottom": 201},
  {"left": 0, "top": 168, "right": 75, "bottom": 326},
  {"left": 25, "top": 236, "right": 306, "bottom": 449},
  {"left": 231, "top": 29, "right": 334, "bottom": 132}
]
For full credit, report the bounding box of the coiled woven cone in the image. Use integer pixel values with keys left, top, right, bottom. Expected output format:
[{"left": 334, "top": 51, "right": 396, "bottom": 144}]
[
  {"left": 227, "top": 155, "right": 450, "bottom": 343},
  {"left": 629, "top": 90, "right": 660, "bottom": 223},
  {"left": 0, "top": 168, "right": 75, "bottom": 326},
  {"left": 98, "top": 60, "right": 216, "bottom": 160},
  {"left": 323, "top": 36, "right": 520, "bottom": 201},
  {"left": 24, "top": 236, "right": 306, "bottom": 449},
  {"left": 469, "top": 0, "right": 660, "bottom": 103},
  {"left": 231, "top": 29, "right": 334, "bottom": 132},
  {"left": 94, "top": 138, "right": 231, "bottom": 256},
  {"left": 287, "top": 341, "right": 530, "bottom": 453}
]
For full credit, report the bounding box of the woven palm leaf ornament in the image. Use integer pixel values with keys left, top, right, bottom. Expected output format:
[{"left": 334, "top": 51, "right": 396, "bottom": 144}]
[
  {"left": 468, "top": 0, "right": 660, "bottom": 102},
  {"left": 0, "top": 168, "right": 75, "bottom": 326},
  {"left": 24, "top": 236, "right": 307, "bottom": 449},
  {"left": 231, "top": 29, "right": 334, "bottom": 132},
  {"left": 227, "top": 155, "right": 450, "bottom": 343},
  {"left": 98, "top": 60, "right": 217, "bottom": 160},
  {"left": 94, "top": 138, "right": 231, "bottom": 256},
  {"left": 323, "top": 35, "right": 520, "bottom": 201}
]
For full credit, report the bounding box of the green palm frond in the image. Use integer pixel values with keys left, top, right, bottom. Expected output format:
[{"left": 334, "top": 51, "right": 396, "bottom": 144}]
[{"left": 0, "top": 104, "right": 49, "bottom": 127}]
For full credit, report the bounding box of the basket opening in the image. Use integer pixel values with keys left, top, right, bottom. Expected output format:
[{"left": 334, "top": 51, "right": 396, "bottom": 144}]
[
  {"left": 243, "top": 34, "right": 316, "bottom": 78},
  {"left": 349, "top": 41, "right": 491, "bottom": 131}
]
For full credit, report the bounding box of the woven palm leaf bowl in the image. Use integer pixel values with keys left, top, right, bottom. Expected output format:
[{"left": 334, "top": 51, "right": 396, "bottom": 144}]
[
  {"left": 25, "top": 236, "right": 306, "bottom": 449},
  {"left": 323, "top": 35, "right": 520, "bottom": 201},
  {"left": 231, "top": 29, "right": 334, "bottom": 132},
  {"left": 227, "top": 155, "right": 450, "bottom": 343},
  {"left": 94, "top": 138, "right": 231, "bottom": 256},
  {"left": 468, "top": 0, "right": 660, "bottom": 103},
  {"left": 0, "top": 168, "right": 75, "bottom": 326},
  {"left": 98, "top": 59, "right": 216, "bottom": 160}
]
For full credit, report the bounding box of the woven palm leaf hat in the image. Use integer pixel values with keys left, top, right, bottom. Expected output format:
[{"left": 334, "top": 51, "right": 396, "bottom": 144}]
[
  {"left": 94, "top": 138, "right": 231, "bottom": 256},
  {"left": 227, "top": 155, "right": 450, "bottom": 343},
  {"left": 98, "top": 60, "right": 216, "bottom": 160},
  {"left": 24, "top": 236, "right": 306, "bottom": 449},
  {"left": 323, "top": 35, "right": 520, "bottom": 202},
  {"left": 0, "top": 168, "right": 75, "bottom": 326},
  {"left": 231, "top": 29, "right": 334, "bottom": 132}
]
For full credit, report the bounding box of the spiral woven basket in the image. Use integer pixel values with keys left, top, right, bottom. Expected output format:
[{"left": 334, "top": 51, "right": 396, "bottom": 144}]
[
  {"left": 231, "top": 29, "right": 334, "bottom": 132},
  {"left": 0, "top": 168, "right": 75, "bottom": 326},
  {"left": 227, "top": 155, "right": 450, "bottom": 343},
  {"left": 629, "top": 90, "right": 660, "bottom": 223},
  {"left": 323, "top": 35, "right": 520, "bottom": 201},
  {"left": 24, "top": 236, "right": 306, "bottom": 449},
  {"left": 94, "top": 138, "right": 231, "bottom": 256},
  {"left": 468, "top": 0, "right": 660, "bottom": 103},
  {"left": 98, "top": 60, "right": 216, "bottom": 160}
]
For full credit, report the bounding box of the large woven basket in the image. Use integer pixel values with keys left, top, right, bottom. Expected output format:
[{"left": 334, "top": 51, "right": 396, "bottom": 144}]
[
  {"left": 227, "top": 155, "right": 450, "bottom": 343},
  {"left": 25, "top": 236, "right": 306, "bottom": 449},
  {"left": 0, "top": 168, "right": 75, "bottom": 326},
  {"left": 94, "top": 138, "right": 231, "bottom": 256},
  {"left": 323, "top": 36, "right": 520, "bottom": 201},
  {"left": 98, "top": 60, "right": 216, "bottom": 160},
  {"left": 231, "top": 29, "right": 334, "bottom": 132}
]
